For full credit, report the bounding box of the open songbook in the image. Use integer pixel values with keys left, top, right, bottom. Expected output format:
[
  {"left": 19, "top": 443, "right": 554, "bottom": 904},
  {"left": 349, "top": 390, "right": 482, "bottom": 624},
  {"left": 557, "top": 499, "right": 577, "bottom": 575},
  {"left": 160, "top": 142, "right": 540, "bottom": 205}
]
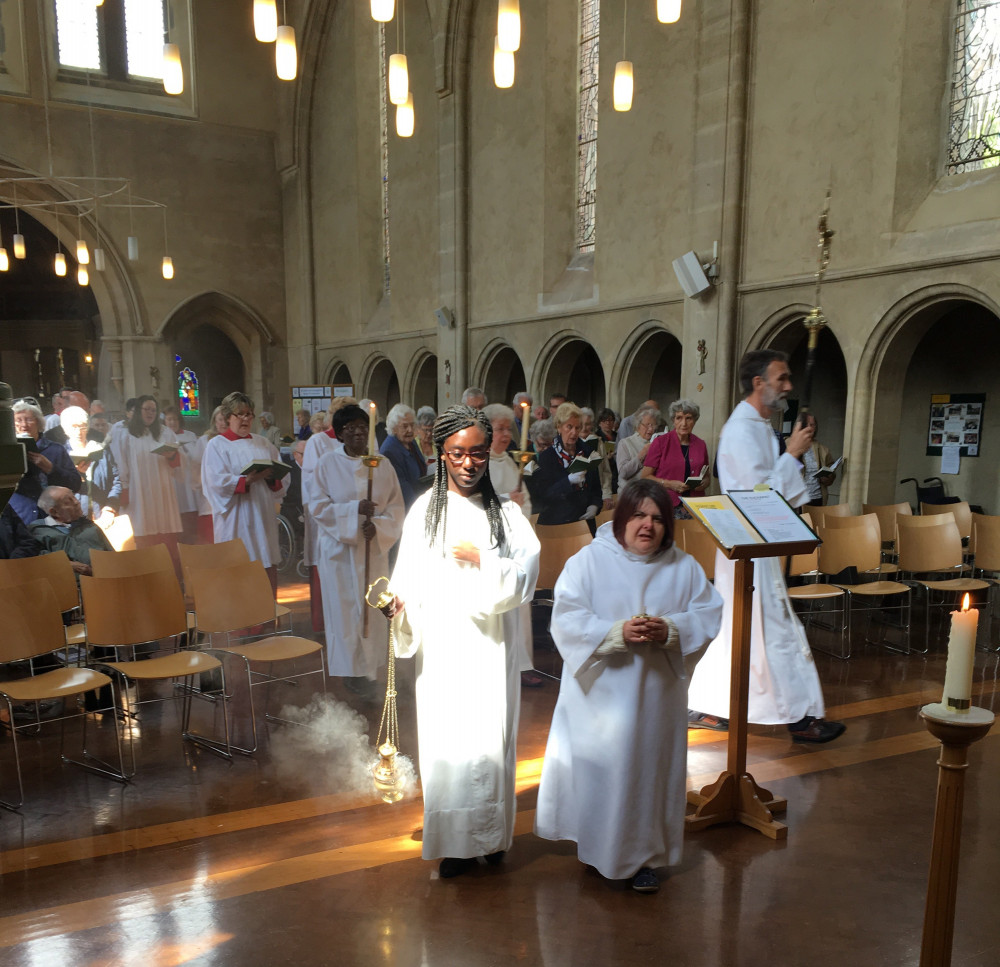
[
  {"left": 812, "top": 455, "right": 843, "bottom": 479},
  {"left": 151, "top": 442, "right": 181, "bottom": 456},
  {"left": 567, "top": 450, "right": 602, "bottom": 474},
  {"left": 681, "top": 489, "right": 819, "bottom": 550},
  {"left": 240, "top": 458, "right": 291, "bottom": 481},
  {"left": 685, "top": 465, "right": 709, "bottom": 489},
  {"left": 70, "top": 449, "right": 102, "bottom": 466}
]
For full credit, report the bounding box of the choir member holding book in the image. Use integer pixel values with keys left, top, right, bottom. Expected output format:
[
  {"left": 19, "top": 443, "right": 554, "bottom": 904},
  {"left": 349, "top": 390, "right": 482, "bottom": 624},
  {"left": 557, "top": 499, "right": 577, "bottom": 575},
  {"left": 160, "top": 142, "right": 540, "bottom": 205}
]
[{"left": 640, "top": 399, "right": 711, "bottom": 519}]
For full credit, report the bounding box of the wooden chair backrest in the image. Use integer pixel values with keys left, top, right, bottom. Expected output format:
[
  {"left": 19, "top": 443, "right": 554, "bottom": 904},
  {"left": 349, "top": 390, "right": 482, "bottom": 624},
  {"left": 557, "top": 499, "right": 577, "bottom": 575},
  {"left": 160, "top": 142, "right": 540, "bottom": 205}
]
[
  {"left": 594, "top": 508, "right": 615, "bottom": 529},
  {"left": 0, "top": 550, "right": 79, "bottom": 613},
  {"left": 895, "top": 514, "right": 963, "bottom": 573},
  {"left": 189, "top": 560, "right": 278, "bottom": 634},
  {"left": 102, "top": 514, "right": 136, "bottom": 551},
  {"left": 90, "top": 542, "right": 173, "bottom": 579},
  {"left": 920, "top": 501, "right": 972, "bottom": 540},
  {"left": 0, "top": 579, "right": 67, "bottom": 663},
  {"left": 677, "top": 524, "right": 716, "bottom": 581},
  {"left": 80, "top": 570, "right": 188, "bottom": 646},
  {"left": 806, "top": 503, "right": 852, "bottom": 525},
  {"left": 863, "top": 502, "right": 911, "bottom": 544},
  {"left": 818, "top": 514, "right": 882, "bottom": 574},
  {"left": 178, "top": 539, "right": 250, "bottom": 594},
  {"left": 535, "top": 521, "right": 592, "bottom": 589},
  {"left": 971, "top": 514, "right": 1000, "bottom": 571}
]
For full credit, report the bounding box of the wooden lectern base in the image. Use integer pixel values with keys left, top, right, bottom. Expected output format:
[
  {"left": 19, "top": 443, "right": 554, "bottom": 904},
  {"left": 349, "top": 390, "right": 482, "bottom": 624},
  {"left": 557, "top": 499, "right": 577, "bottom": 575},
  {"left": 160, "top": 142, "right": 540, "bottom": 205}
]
[{"left": 686, "top": 771, "right": 788, "bottom": 840}]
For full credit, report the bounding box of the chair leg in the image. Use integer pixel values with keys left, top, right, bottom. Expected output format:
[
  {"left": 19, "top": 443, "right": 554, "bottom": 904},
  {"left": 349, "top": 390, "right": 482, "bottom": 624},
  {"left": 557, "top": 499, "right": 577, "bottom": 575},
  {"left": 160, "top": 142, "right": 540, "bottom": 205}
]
[
  {"left": 0, "top": 697, "right": 25, "bottom": 811},
  {"left": 61, "top": 687, "right": 130, "bottom": 784},
  {"left": 180, "top": 670, "right": 234, "bottom": 761}
]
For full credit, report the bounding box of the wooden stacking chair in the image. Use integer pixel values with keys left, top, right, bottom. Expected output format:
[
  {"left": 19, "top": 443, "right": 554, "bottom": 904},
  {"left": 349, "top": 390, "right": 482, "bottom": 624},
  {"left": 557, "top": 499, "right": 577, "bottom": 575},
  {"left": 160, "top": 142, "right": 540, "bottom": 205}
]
[
  {"left": 970, "top": 514, "right": 1000, "bottom": 648},
  {"left": 535, "top": 521, "right": 593, "bottom": 592},
  {"left": 674, "top": 519, "right": 716, "bottom": 581},
  {"left": 0, "top": 551, "right": 86, "bottom": 658},
  {"left": 895, "top": 515, "right": 991, "bottom": 653},
  {"left": 805, "top": 503, "right": 853, "bottom": 526},
  {"left": 80, "top": 570, "right": 232, "bottom": 775},
  {"left": 786, "top": 540, "right": 849, "bottom": 658},
  {"left": 89, "top": 542, "right": 174, "bottom": 578},
  {"left": 816, "top": 514, "right": 912, "bottom": 655},
  {"left": 192, "top": 560, "right": 326, "bottom": 754},
  {"left": 921, "top": 500, "right": 974, "bottom": 563},
  {"left": 594, "top": 507, "right": 616, "bottom": 529},
  {"left": 0, "top": 579, "right": 123, "bottom": 809},
  {"left": 863, "top": 501, "right": 912, "bottom": 562}
]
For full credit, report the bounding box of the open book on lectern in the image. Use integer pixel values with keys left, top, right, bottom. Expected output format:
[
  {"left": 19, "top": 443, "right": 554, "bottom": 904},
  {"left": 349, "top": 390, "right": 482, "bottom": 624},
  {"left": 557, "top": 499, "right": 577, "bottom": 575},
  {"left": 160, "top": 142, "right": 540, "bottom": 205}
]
[{"left": 680, "top": 488, "right": 819, "bottom": 550}]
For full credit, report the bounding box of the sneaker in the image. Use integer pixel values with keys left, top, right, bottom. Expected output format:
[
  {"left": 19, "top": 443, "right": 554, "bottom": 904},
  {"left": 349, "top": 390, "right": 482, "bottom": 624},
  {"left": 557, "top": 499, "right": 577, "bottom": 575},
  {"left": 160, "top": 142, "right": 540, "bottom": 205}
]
[
  {"left": 631, "top": 868, "right": 659, "bottom": 894},
  {"left": 439, "top": 857, "right": 477, "bottom": 879},
  {"left": 687, "top": 710, "right": 729, "bottom": 731},
  {"left": 788, "top": 716, "right": 846, "bottom": 744}
]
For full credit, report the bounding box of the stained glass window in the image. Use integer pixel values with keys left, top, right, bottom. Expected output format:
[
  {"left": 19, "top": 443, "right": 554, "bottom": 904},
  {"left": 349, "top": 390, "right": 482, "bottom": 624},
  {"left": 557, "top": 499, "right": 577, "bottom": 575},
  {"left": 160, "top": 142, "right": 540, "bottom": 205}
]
[
  {"left": 379, "top": 23, "right": 391, "bottom": 295},
  {"left": 577, "top": 0, "right": 600, "bottom": 252},
  {"left": 948, "top": 0, "right": 1000, "bottom": 173},
  {"left": 178, "top": 367, "right": 199, "bottom": 418}
]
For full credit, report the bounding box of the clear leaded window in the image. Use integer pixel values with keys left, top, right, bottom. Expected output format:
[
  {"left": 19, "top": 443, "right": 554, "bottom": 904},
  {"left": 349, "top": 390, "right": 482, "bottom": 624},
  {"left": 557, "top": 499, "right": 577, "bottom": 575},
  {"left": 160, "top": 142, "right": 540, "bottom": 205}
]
[
  {"left": 55, "top": 0, "right": 167, "bottom": 82},
  {"left": 576, "top": 0, "right": 599, "bottom": 252},
  {"left": 948, "top": 0, "right": 1000, "bottom": 173}
]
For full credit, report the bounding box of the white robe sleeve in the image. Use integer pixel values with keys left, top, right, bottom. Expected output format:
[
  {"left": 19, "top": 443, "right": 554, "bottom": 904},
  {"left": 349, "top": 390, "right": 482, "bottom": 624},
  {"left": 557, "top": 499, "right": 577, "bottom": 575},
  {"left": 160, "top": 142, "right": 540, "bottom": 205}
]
[
  {"left": 718, "top": 413, "right": 810, "bottom": 508},
  {"left": 466, "top": 504, "right": 540, "bottom": 619},
  {"left": 551, "top": 550, "right": 620, "bottom": 678},
  {"left": 309, "top": 459, "right": 362, "bottom": 546}
]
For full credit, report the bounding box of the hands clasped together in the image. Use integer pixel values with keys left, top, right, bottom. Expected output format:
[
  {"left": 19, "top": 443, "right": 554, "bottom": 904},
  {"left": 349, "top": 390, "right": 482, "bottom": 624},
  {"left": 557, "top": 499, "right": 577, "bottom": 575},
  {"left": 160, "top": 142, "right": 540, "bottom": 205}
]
[{"left": 623, "top": 614, "right": 670, "bottom": 646}]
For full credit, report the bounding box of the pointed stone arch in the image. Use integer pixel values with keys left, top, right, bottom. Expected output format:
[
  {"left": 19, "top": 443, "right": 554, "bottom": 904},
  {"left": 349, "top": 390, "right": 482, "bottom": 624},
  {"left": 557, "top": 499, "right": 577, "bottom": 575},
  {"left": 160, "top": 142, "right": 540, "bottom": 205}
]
[{"left": 610, "top": 320, "right": 683, "bottom": 417}]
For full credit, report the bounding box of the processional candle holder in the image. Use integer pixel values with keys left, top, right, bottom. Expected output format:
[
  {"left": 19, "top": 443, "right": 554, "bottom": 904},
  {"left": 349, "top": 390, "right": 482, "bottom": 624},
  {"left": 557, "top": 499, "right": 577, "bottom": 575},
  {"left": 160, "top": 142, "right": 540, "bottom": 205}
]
[
  {"left": 365, "top": 575, "right": 405, "bottom": 804},
  {"left": 799, "top": 189, "right": 835, "bottom": 417},
  {"left": 360, "top": 452, "right": 383, "bottom": 639}
]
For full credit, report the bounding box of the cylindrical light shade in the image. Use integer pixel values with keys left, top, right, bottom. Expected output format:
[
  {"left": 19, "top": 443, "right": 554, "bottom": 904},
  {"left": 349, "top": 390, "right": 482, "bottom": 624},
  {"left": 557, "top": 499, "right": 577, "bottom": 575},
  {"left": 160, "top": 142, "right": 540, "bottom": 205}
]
[
  {"left": 54, "top": 252, "right": 67, "bottom": 277},
  {"left": 493, "top": 38, "right": 515, "bottom": 88},
  {"left": 13, "top": 233, "right": 25, "bottom": 259},
  {"left": 77, "top": 265, "right": 89, "bottom": 286},
  {"left": 76, "top": 239, "right": 90, "bottom": 265},
  {"left": 388, "top": 53, "right": 408, "bottom": 104},
  {"left": 163, "top": 44, "right": 184, "bottom": 95},
  {"left": 370, "top": 0, "right": 394, "bottom": 22},
  {"left": 497, "top": 0, "right": 521, "bottom": 52},
  {"left": 395, "top": 93, "right": 414, "bottom": 137},
  {"left": 94, "top": 248, "right": 107, "bottom": 272},
  {"left": 657, "top": 0, "right": 682, "bottom": 23},
  {"left": 253, "top": 0, "right": 278, "bottom": 42},
  {"left": 613, "top": 60, "right": 633, "bottom": 111},
  {"left": 0, "top": 248, "right": 8, "bottom": 272},
  {"left": 276, "top": 25, "right": 297, "bottom": 80},
  {"left": 162, "top": 256, "right": 174, "bottom": 280},
  {"left": 127, "top": 236, "right": 139, "bottom": 261}
]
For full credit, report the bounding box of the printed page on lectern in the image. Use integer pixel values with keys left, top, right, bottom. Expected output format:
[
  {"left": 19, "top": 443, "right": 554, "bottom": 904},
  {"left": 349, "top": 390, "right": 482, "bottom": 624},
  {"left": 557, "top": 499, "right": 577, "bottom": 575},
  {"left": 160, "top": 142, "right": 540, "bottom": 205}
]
[{"left": 681, "top": 489, "right": 818, "bottom": 549}]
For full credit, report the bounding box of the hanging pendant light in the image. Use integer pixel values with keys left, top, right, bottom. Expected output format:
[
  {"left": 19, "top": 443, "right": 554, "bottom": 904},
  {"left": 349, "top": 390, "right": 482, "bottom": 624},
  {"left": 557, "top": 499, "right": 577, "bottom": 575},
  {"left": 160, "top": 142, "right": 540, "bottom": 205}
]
[
  {"left": 94, "top": 248, "right": 106, "bottom": 272},
  {"left": 162, "top": 256, "right": 174, "bottom": 280},
  {"left": 371, "top": 0, "right": 394, "bottom": 22},
  {"left": 613, "top": 61, "right": 633, "bottom": 111},
  {"left": 395, "top": 93, "right": 414, "bottom": 137},
  {"left": 493, "top": 38, "right": 515, "bottom": 88},
  {"left": 388, "top": 53, "right": 408, "bottom": 104},
  {"left": 76, "top": 239, "right": 90, "bottom": 265},
  {"left": 276, "top": 25, "right": 297, "bottom": 80},
  {"left": 13, "top": 234, "right": 25, "bottom": 259},
  {"left": 657, "top": 0, "right": 682, "bottom": 24},
  {"left": 77, "top": 265, "right": 89, "bottom": 286},
  {"left": 54, "top": 252, "right": 67, "bottom": 277},
  {"left": 497, "top": 0, "right": 520, "bottom": 53},
  {"left": 163, "top": 43, "right": 184, "bottom": 94},
  {"left": 127, "top": 236, "right": 139, "bottom": 261},
  {"left": 0, "top": 248, "right": 8, "bottom": 272},
  {"left": 254, "top": 0, "right": 278, "bottom": 42}
]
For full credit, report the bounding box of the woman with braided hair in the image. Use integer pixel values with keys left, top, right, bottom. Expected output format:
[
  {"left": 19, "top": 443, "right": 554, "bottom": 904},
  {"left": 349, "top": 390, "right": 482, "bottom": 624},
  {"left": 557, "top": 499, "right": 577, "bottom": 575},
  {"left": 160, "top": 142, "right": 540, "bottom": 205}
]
[{"left": 387, "top": 405, "right": 540, "bottom": 879}]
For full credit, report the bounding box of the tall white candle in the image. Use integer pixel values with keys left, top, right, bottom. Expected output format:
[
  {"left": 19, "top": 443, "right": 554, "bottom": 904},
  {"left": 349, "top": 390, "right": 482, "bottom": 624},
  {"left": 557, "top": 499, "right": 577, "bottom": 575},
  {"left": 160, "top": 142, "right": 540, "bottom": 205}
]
[
  {"left": 368, "top": 402, "right": 377, "bottom": 457},
  {"left": 942, "top": 594, "right": 978, "bottom": 712},
  {"left": 519, "top": 401, "right": 530, "bottom": 452}
]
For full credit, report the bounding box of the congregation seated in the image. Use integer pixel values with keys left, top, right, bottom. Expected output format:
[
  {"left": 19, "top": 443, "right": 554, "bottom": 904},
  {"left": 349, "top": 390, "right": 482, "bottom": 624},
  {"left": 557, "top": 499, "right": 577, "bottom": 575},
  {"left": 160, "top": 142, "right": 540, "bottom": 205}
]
[{"left": 29, "top": 486, "right": 114, "bottom": 575}]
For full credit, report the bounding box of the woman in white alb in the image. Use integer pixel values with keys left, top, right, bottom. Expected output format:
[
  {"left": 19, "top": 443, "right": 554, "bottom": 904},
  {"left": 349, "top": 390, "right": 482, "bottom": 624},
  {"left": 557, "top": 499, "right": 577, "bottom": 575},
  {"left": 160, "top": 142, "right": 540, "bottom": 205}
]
[{"left": 163, "top": 405, "right": 200, "bottom": 545}]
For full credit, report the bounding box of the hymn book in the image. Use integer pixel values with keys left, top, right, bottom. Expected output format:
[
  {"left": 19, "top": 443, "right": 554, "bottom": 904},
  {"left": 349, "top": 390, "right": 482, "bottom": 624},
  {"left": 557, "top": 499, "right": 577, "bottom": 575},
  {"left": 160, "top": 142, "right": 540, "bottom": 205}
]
[
  {"left": 151, "top": 442, "right": 181, "bottom": 456},
  {"left": 812, "top": 456, "right": 843, "bottom": 478},
  {"left": 685, "top": 465, "right": 710, "bottom": 489},
  {"left": 681, "top": 489, "right": 819, "bottom": 552},
  {"left": 240, "top": 458, "right": 292, "bottom": 481}
]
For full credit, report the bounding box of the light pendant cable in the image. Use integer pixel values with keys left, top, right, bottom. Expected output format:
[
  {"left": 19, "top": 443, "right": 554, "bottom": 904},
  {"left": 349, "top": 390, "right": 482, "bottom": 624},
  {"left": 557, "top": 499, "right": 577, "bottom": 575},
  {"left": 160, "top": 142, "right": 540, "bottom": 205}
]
[{"left": 614, "top": 0, "right": 633, "bottom": 112}]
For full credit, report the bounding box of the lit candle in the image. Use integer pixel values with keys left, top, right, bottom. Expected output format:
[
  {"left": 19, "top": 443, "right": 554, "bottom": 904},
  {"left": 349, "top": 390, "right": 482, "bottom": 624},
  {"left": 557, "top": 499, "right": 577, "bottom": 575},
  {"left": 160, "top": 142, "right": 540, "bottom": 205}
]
[
  {"left": 368, "top": 402, "right": 377, "bottom": 457},
  {"left": 942, "top": 594, "right": 978, "bottom": 713},
  {"left": 519, "top": 401, "right": 530, "bottom": 452}
]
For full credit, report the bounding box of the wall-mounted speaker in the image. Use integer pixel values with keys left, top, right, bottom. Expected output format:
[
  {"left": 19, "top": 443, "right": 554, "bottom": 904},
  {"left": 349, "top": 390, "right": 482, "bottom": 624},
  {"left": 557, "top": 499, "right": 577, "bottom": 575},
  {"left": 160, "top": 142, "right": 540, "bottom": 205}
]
[{"left": 672, "top": 251, "right": 712, "bottom": 298}]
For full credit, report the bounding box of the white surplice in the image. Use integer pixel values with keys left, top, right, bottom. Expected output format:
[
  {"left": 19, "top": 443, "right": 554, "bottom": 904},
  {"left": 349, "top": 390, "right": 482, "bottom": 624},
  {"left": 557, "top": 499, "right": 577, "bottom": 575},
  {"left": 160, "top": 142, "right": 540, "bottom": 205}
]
[
  {"left": 308, "top": 447, "right": 404, "bottom": 678},
  {"left": 201, "top": 432, "right": 290, "bottom": 567},
  {"left": 390, "top": 490, "right": 540, "bottom": 860},
  {"left": 188, "top": 433, "right": 213, "bottom": 518},
  {"left": 116, "top": 427, "right": 182, "bottom": 537},
  {"left": 489, "top": 451, "right": 534, "bottom": 672},
  {"left": 686, "top": 400, "right": 825, "bottom": 724},
  {"left": 171, "top": 429, "right": 199, "bottom": 513},
  {"left": 534, "top": 525, "right": 723, "bottom": 879},
  {"left": 301, "top": 430, "right": 341, "bottom": 567}
]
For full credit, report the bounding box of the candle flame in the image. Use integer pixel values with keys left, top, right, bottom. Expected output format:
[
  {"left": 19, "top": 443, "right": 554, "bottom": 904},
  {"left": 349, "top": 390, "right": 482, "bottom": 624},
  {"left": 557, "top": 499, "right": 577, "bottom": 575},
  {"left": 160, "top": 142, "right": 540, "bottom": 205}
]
[
  {"left": 962, "top": 593, "right": 970, "bottom": 612},
  {"left": 521, "top": 401, "right": 528, "bottom": 411}
]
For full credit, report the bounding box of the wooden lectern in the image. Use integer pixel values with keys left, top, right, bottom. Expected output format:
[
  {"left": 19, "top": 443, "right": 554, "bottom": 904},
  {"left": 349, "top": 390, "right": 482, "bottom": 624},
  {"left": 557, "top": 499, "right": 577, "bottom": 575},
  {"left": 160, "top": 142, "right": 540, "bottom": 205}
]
[{"left": 680, "top": 491, "right": 820, "bottom": 840}]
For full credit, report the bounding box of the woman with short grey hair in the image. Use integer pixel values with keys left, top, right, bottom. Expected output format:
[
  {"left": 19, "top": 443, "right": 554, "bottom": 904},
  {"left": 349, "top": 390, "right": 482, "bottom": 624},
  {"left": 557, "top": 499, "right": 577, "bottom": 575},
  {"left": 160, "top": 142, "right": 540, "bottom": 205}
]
[
  {"left": 642, "top": 398, "right": 711, "bottom": 517},
  {"left": 11, "top": 400, "right": 82, "bottom": 525},
  {"left": 380, "top": 403, "right": 429, "bottom": 508},
  {"left": 415, "top": 405, "right": 437, "bottom": 464},
  {"left": 614, "top": 406, "right": 661, "bottom": 486},
  {"left": 667, "top": 399, "right": 700, "bottom": 422}
]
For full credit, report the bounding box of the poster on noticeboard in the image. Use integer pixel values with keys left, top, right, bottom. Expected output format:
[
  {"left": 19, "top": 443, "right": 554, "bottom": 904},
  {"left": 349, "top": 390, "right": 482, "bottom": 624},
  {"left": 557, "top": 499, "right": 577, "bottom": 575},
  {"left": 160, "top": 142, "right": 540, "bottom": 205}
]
[{"left": 926, "top": 393, "right": 985, "bottom": 457}]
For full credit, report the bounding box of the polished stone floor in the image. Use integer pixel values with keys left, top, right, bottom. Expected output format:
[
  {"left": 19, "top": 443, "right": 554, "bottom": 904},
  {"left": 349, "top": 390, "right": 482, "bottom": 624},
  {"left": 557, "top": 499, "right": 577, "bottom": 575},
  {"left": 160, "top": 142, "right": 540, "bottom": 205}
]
[{"left": 2, "top": 579, "right": 1000, "bottom": 967}]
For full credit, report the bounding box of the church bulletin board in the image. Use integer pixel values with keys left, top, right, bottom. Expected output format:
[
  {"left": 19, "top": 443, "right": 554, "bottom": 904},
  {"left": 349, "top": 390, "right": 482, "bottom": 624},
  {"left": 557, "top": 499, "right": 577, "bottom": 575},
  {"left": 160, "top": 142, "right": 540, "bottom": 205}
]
[
  {"left": 926, "top": 393, "right": 985, "bottom": 457},
  {"left": 291, "top": 385, "right": 333, "bottom": 417}
]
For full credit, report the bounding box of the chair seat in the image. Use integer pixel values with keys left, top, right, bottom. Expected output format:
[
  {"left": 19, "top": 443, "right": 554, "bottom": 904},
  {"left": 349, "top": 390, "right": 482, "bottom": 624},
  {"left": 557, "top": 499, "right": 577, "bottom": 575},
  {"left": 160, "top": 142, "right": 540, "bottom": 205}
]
[
  {"left": 215, "top": 635, "right": 322, "bottom": 663},
  {"left": 275, "top": 604, "right": 291, "bottom": 620},
  {"left": 788, "top": 585, "right": 845, "bottom": 600},
  {"left": 863, "top": 563, "right": 900, "bottom": 576},
  {"left": 1, "top": 667, "right": 111, "bottom": 703},
  {"left": 102, "top": 650, "right": 221, "bottom": 681},
  {"left": 918, "top": 578, "right": 991, "bottom": 592},
  {"left": 65, "top": 623, "right": 87, "bottom": 645},
  {"left": 837, "top": 580, "right": 911, "bottom": 596}
]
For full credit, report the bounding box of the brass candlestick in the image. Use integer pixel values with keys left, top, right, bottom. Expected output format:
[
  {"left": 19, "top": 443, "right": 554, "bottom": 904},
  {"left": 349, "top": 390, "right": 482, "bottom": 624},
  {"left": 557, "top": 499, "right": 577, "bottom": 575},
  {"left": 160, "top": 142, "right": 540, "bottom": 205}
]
[{"left": 361, "top": 453, "right": 383, "bottom": 639}]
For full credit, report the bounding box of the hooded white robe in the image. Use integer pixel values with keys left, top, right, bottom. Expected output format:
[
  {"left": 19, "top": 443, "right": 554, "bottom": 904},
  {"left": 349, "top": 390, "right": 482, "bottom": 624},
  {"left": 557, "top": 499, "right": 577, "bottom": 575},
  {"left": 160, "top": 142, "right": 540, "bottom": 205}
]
[
  {"left": 301, "top": 429, "right": 341, "bottom": 567},
  {"left": 201, "top": 432, "right": 290, "bottom": 568},
  {"left": 534, "top": 524, "right": 723, "bottom": 879},
  {"left": 686, "top": 400, "right": 825, "bottom": 724},
  {"left": 390, "top": 489, "right": 540, "bottom": 860},
  {"left": 116, "top": 427, "right": 182, "bottom": 537},
  {"left": 309, "top": 446, "right": 404, "bottom": 678}
]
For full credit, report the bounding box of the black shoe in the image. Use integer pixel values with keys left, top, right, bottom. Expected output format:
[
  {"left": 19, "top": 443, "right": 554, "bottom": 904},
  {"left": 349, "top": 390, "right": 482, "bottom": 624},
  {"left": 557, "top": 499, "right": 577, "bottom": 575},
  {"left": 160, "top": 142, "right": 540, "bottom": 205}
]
[
  {"left": 631, "top": 867, "right": 659, "bottom": 894},
  {"left": 439, "top": 857, "right": 477, "bottom": 879},
  {"left": 687, "top": 709, "right": 728, "bottom": 731},
  {"left": 788, "top": 716, "right": 846, "bottom": 744},
  {"left": 484, "top": 850, "right": 506, "bottom": 866},
  {"left": 344, "top": 676, "right": 378, "bottom": 700}
]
